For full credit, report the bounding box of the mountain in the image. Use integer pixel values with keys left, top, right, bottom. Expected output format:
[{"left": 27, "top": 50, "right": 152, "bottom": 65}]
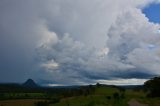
[{"left": 22, "top": 79, "right": 38, "bottom": 88}]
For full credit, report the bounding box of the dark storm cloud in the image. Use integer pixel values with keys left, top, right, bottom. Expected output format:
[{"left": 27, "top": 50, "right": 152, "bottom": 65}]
[
  {"left": 113, "top": 70, "right": 156, "bottom": 79},
  {"left": 0, "top": 0, "right": 49, "bottom": 82}
]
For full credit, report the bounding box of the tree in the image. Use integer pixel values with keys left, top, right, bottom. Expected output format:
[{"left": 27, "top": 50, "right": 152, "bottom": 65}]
[
  {"left": 113, "top": 92, "right": 119, "bottom": 100},
  {"left": 144, "top": 77, "right": 160, "bottom": 97},
  {"left": 96, "top": 83, "right": 101, "bottom": 87}
]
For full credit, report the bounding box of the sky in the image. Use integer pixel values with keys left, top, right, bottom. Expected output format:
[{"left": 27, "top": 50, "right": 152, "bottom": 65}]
[
  {"left": 0, "top": 0, "right": 160, "bottom": 85},
  {"left": 143, "top": 3, "right": 160, "bottom": 23}
]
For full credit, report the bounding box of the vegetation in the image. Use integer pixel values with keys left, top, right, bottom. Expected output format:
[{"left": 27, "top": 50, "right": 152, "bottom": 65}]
[
  {"left": 0, "top": 77, "right": 160, "bottom": 106},
  {"left": 144, "top": 77, "right": 160, "bottom": 97}
]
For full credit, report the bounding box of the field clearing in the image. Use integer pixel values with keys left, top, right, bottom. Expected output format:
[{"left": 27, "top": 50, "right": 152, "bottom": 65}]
[
  {"left": 52, "top": 95, "right": 128, "bottom": 106},
  {"left": 0, "top": 99, "right": 46, "bottom": 106},
  {"left": 51, "top": 87, "right": 128, "bottom": 106},
  {"left": 95, "top": 87, "right": 119, "bottom": 95},
  {"left": 5, "top": 93, "right": 45, "bottom": 96},
  {"left": 0, "top": 93, "right": 47, "bottom": 100}
]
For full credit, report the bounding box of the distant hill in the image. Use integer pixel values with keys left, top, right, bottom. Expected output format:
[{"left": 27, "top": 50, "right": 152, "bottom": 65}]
[{"left": 22, "top": 79, "right": 38, "bottom": 88}]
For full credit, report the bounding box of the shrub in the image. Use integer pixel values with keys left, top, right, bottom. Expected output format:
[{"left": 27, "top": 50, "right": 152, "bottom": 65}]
[
  {"left": 106, "top": 96, "right": 111, "bottom": 100},
  {"left": 87, "top": 100, "right": 95, "bottom": 106},
  {"left": 49, "top": 97, "right": 60, "bottom": 104},
  {"left": 113, "top": 92, "right": 120, "bottom": 100},
  {"left": 34, "top": 101, "right": 49, "bottom": 106}
]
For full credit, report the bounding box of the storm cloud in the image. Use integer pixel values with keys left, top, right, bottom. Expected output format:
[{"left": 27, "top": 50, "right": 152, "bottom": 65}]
[{"left": 0, "top": 0, "right": 160, "bottom": 85}]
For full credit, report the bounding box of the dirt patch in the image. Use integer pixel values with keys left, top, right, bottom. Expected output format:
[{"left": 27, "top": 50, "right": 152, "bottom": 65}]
[{"left": 128, "top": 99, "right": 148, "bottom": 106}]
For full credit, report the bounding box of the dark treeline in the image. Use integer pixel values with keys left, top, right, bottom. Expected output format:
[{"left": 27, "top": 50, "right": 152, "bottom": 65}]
[{"left": 144, "top": 77, "right": 160, "bottom": 97}]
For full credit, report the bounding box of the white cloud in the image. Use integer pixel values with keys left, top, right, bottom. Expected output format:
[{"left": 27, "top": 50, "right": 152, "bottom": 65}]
[
  {"left": 158, "top": 29, "right": 160, "bottom": 33},
  {"left": 41, "top": 59, "right": 59, "bottom": 71},
  {"left": 107, "top": 8, "right": 160, "bottom": 75},
  {"left": 36, "top": 0, "right": 160, "bottom": 85},
  {"left": 97, "top": 78, "right": 148, "bottom": 85}
]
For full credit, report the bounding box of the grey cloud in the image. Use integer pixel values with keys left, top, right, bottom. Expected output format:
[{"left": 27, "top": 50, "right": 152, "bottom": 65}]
[
  {"left": 37, "top": 7, "right": 160, "bottom": 84},
  {"left": 107, "top": 8, "right": 160, "bottom": 75}
]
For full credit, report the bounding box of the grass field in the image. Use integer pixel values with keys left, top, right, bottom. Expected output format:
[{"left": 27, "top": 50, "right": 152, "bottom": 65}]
[
  {"left": 50, "top": 87, "right": 160, "bottom": 106},
  {"left": 51, "top": 87, "right": 125, "bottom": 106},
  {"left": 0, "top": 99, "right": 46, "bottom": 106},
  {"left": 0, "top": 87, "right": 160, "bottom": 106},
  {"left": 0, "top": 93, "right": 46, "bottom": 100}
]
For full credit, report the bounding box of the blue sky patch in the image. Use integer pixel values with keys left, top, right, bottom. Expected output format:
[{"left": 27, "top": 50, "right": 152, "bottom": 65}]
[{"left": 143, "top": 3, "right": 160, "bottom": 24}]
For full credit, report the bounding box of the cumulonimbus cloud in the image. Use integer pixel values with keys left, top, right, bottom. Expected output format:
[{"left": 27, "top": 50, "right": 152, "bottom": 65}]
[{"left": 0, "top": 0, "right": 160, "bottom": 84}]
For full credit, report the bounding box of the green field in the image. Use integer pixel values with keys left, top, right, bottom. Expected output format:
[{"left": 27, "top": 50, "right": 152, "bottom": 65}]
[
  {"left": 51, "top": 87, "right": 160, "bottom": 106},
  {"left": 51, "top": 87, "right": 128, "bottom": 106},
  {"left": 0, "top": 99, "right": 47, "bottom": 106},
  {"left": 1, "top": 86, "right": 160, "bottom": 106}
]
